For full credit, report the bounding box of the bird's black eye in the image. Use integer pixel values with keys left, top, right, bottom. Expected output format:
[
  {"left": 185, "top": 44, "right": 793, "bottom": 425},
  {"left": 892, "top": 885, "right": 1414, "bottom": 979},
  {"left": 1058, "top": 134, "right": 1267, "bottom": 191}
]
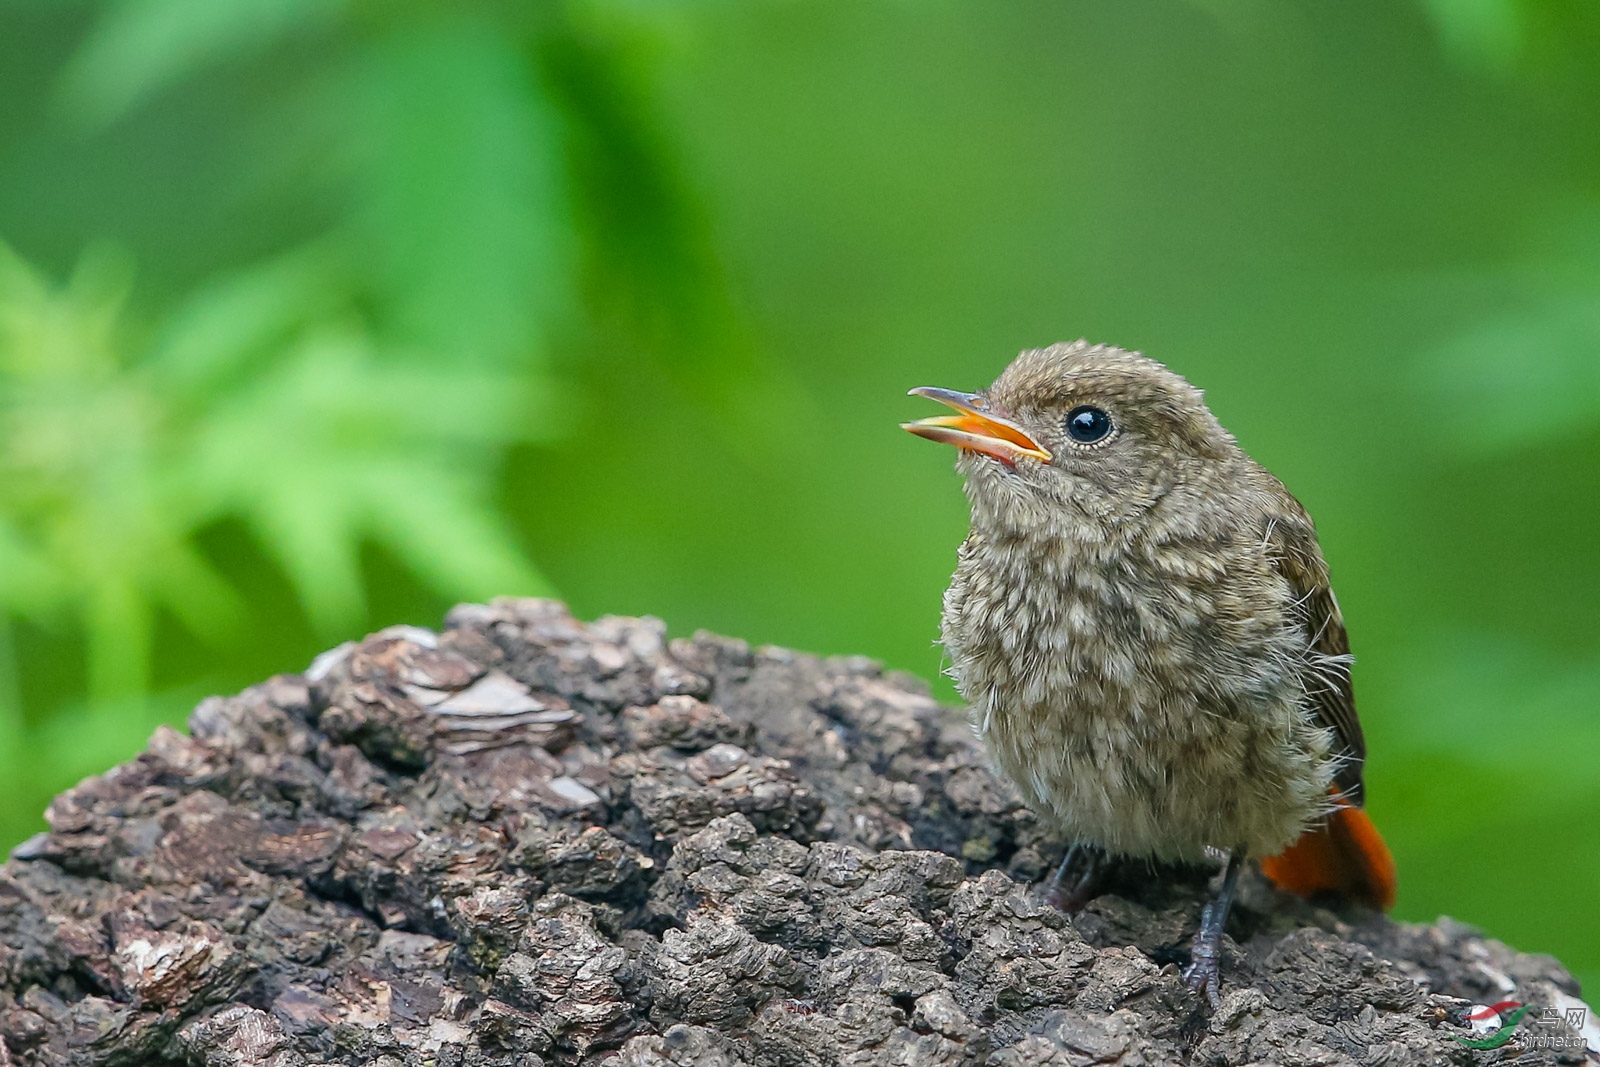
[{"left": 1065, "top": 405, "right": 1113, "bottom": 444}]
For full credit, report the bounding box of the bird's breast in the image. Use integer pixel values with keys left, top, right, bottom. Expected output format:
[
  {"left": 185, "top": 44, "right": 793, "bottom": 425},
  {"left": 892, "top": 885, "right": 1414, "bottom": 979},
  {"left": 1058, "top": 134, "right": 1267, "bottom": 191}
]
[{"left": 940, "top": 533, "right": 1330, "bottom": 860}]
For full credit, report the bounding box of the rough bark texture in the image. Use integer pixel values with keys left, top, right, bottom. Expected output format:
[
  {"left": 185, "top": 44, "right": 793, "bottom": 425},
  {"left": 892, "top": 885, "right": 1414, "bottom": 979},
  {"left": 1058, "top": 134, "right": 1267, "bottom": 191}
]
[{"left": 0, "top": 600, "right": 1593, "bottom": 1066}]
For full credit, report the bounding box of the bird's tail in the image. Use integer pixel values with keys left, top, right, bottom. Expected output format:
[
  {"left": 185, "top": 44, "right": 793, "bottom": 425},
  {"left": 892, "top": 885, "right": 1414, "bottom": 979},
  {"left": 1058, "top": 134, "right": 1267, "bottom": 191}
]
[{"left": 1259, "top": 792, "right": 1397, "bottom": 911}]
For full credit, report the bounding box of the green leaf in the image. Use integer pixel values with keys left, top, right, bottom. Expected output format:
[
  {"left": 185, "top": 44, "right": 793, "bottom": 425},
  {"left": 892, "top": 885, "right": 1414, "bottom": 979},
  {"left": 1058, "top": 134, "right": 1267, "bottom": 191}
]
[
  {"left": 0, "top": 519, "right": 61, "bottom": 614},
  {"left": 1386, "top": 630, "right": 1600, "bottom": 768},
  {"left": 182, "top": 326, "right": 555, "bottom": 635},
  {"left": 1415, "top": 0, "right": 1525, "bottom": 73},
  {"left": 59, "top": 0, "right": 345, "bottom": 125},
  {"left": 1417, "top": 293, "right": 1600, "bottom": 451},
  {"left": 344, "top": 16, "right": 572, "bottom": 366},
  {"left": 366, "top": 464, "right": 553, "bottom": 604},
  {"left": 147, "top": 244, "right": 348, "bottom": 397},
  {"left": 0, "top": 244, "right": 240, "bottom": 701}
]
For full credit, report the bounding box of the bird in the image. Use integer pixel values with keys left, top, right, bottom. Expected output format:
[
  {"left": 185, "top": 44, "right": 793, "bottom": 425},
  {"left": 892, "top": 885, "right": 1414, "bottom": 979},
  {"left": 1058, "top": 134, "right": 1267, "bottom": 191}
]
[{"left": 901, "top": 340, "right": 1396, "bottom": 1004}]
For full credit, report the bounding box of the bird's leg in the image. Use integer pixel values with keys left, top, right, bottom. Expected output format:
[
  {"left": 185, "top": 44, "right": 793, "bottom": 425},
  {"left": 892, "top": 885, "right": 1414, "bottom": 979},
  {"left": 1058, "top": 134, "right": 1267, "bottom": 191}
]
[
  {"left": 1045, "top": 843, "right": 1106, "bottom": 913},
  {"left": 1183, "top": 849, "right": 1243, "bottom": 1008}
]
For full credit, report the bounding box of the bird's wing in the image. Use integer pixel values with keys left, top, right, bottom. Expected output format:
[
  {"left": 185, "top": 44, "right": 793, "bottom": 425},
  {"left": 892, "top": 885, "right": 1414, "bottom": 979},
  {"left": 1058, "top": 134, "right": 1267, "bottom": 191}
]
[{"left": 1263, "top": 503, "right": 1367, "bottom": 807}]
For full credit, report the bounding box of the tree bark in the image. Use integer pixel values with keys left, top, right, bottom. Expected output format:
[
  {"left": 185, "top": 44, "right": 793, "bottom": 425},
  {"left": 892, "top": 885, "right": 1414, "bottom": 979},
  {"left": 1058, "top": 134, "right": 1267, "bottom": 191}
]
[{"left": 0, "top": 600, "right": 1592, "bottom": 1065}]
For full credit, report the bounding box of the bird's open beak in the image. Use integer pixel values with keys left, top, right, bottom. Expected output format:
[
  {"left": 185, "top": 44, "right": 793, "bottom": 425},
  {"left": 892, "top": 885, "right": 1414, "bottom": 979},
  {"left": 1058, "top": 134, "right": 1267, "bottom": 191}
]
[{"left": 901, "top": 387, "right": 1051, "bottom": 465}]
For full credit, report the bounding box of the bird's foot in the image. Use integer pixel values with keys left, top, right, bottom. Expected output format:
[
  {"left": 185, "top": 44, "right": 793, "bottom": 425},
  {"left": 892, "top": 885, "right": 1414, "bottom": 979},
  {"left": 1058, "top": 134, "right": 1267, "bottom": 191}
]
[
  {"left": 1182, "top": 901, "right": 1224, "bottom": 1009},
  {"left": 1044, "top": 844, "right": 1105, "bottom": 913},
  {"left": 1183, "top": 850, "right": 1244, "bottom": 1010}
]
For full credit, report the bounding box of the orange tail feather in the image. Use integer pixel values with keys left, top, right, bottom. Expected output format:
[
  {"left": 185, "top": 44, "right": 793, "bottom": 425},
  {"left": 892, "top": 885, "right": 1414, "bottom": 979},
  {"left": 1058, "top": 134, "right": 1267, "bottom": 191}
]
[{"left": 1260, "top": 796, "right": 1397, "bottom": 911}]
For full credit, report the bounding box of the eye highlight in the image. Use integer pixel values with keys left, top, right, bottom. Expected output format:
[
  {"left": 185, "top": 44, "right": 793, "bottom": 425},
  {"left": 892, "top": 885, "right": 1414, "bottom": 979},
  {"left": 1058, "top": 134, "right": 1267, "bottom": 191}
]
[{"left": 1064, "top": 405, "right": 1113, "bottom": 444}]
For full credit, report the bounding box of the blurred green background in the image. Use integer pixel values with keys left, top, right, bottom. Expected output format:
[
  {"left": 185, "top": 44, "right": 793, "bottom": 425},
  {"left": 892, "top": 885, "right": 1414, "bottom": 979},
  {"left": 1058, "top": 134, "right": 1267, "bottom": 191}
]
[{"left": 1, "top": 0, "right": 1597, "bottom": 994}]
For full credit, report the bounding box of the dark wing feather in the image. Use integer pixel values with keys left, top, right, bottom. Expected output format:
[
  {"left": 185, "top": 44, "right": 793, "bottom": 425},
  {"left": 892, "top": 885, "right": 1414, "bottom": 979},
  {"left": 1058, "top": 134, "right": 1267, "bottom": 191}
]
[{"left": 1264, "top": 504, "right": 1367, "bottom": 807}]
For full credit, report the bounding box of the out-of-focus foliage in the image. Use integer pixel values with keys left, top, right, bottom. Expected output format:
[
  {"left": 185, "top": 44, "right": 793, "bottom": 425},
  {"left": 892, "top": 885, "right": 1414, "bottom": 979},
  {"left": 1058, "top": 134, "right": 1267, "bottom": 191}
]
[
  {"left": 1, "top": 0, "right": 1597, "bottom": 996},
  {"left": 0, "top": 246, "right": 550, "bottom": 694},
  {"left": 0, "top": 0, "right": 573, "bottom": 848}
]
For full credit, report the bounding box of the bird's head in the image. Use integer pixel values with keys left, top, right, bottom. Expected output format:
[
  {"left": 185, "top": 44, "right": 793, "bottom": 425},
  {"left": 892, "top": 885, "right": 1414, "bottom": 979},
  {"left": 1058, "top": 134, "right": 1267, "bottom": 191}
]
[{"left": 903, "top": 341, "right": 1237, "bottom": 537}]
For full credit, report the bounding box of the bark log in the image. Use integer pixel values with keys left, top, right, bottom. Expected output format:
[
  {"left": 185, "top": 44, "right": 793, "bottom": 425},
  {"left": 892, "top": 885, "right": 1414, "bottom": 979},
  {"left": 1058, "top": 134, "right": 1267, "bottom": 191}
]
[{"left": 0, "top": 600, "right": 1592, "bottom": 1066}]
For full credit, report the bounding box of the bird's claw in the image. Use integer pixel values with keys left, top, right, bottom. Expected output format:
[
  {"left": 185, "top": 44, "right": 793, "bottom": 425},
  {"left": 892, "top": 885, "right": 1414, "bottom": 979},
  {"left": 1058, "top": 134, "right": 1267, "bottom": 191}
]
[
  {"left": 1183, "top": 898, "right": 1225, "bottom": 1009},
  {"left": 1045, "top": 880, "right": 1084, "bottom": 914},
  {"left": 1182, "top": 955, "right": 1222, "bottom": 1009},
  {"left": 1044, "top": 844, "right": 1104, "bottom": 914}
]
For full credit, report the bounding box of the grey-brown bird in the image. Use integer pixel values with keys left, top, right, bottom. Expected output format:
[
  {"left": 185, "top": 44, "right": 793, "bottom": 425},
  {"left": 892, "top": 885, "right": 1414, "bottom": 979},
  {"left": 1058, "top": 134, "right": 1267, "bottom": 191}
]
[{"left": 902, "top": 341, "right": 1396, "bottom": 1003}]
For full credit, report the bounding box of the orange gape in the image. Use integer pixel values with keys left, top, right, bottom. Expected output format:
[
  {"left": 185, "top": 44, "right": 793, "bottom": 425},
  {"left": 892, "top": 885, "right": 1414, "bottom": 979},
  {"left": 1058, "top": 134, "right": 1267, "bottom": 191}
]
[{"left": 1260, "top": 791, "right": 1397, "bottom": 911}]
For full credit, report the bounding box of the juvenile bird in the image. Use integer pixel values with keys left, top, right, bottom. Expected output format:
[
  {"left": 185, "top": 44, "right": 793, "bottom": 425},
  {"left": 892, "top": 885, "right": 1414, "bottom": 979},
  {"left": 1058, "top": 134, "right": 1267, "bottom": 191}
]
[{"left": 902, "top": 341, "right": 1395, "bottom": 1003}]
